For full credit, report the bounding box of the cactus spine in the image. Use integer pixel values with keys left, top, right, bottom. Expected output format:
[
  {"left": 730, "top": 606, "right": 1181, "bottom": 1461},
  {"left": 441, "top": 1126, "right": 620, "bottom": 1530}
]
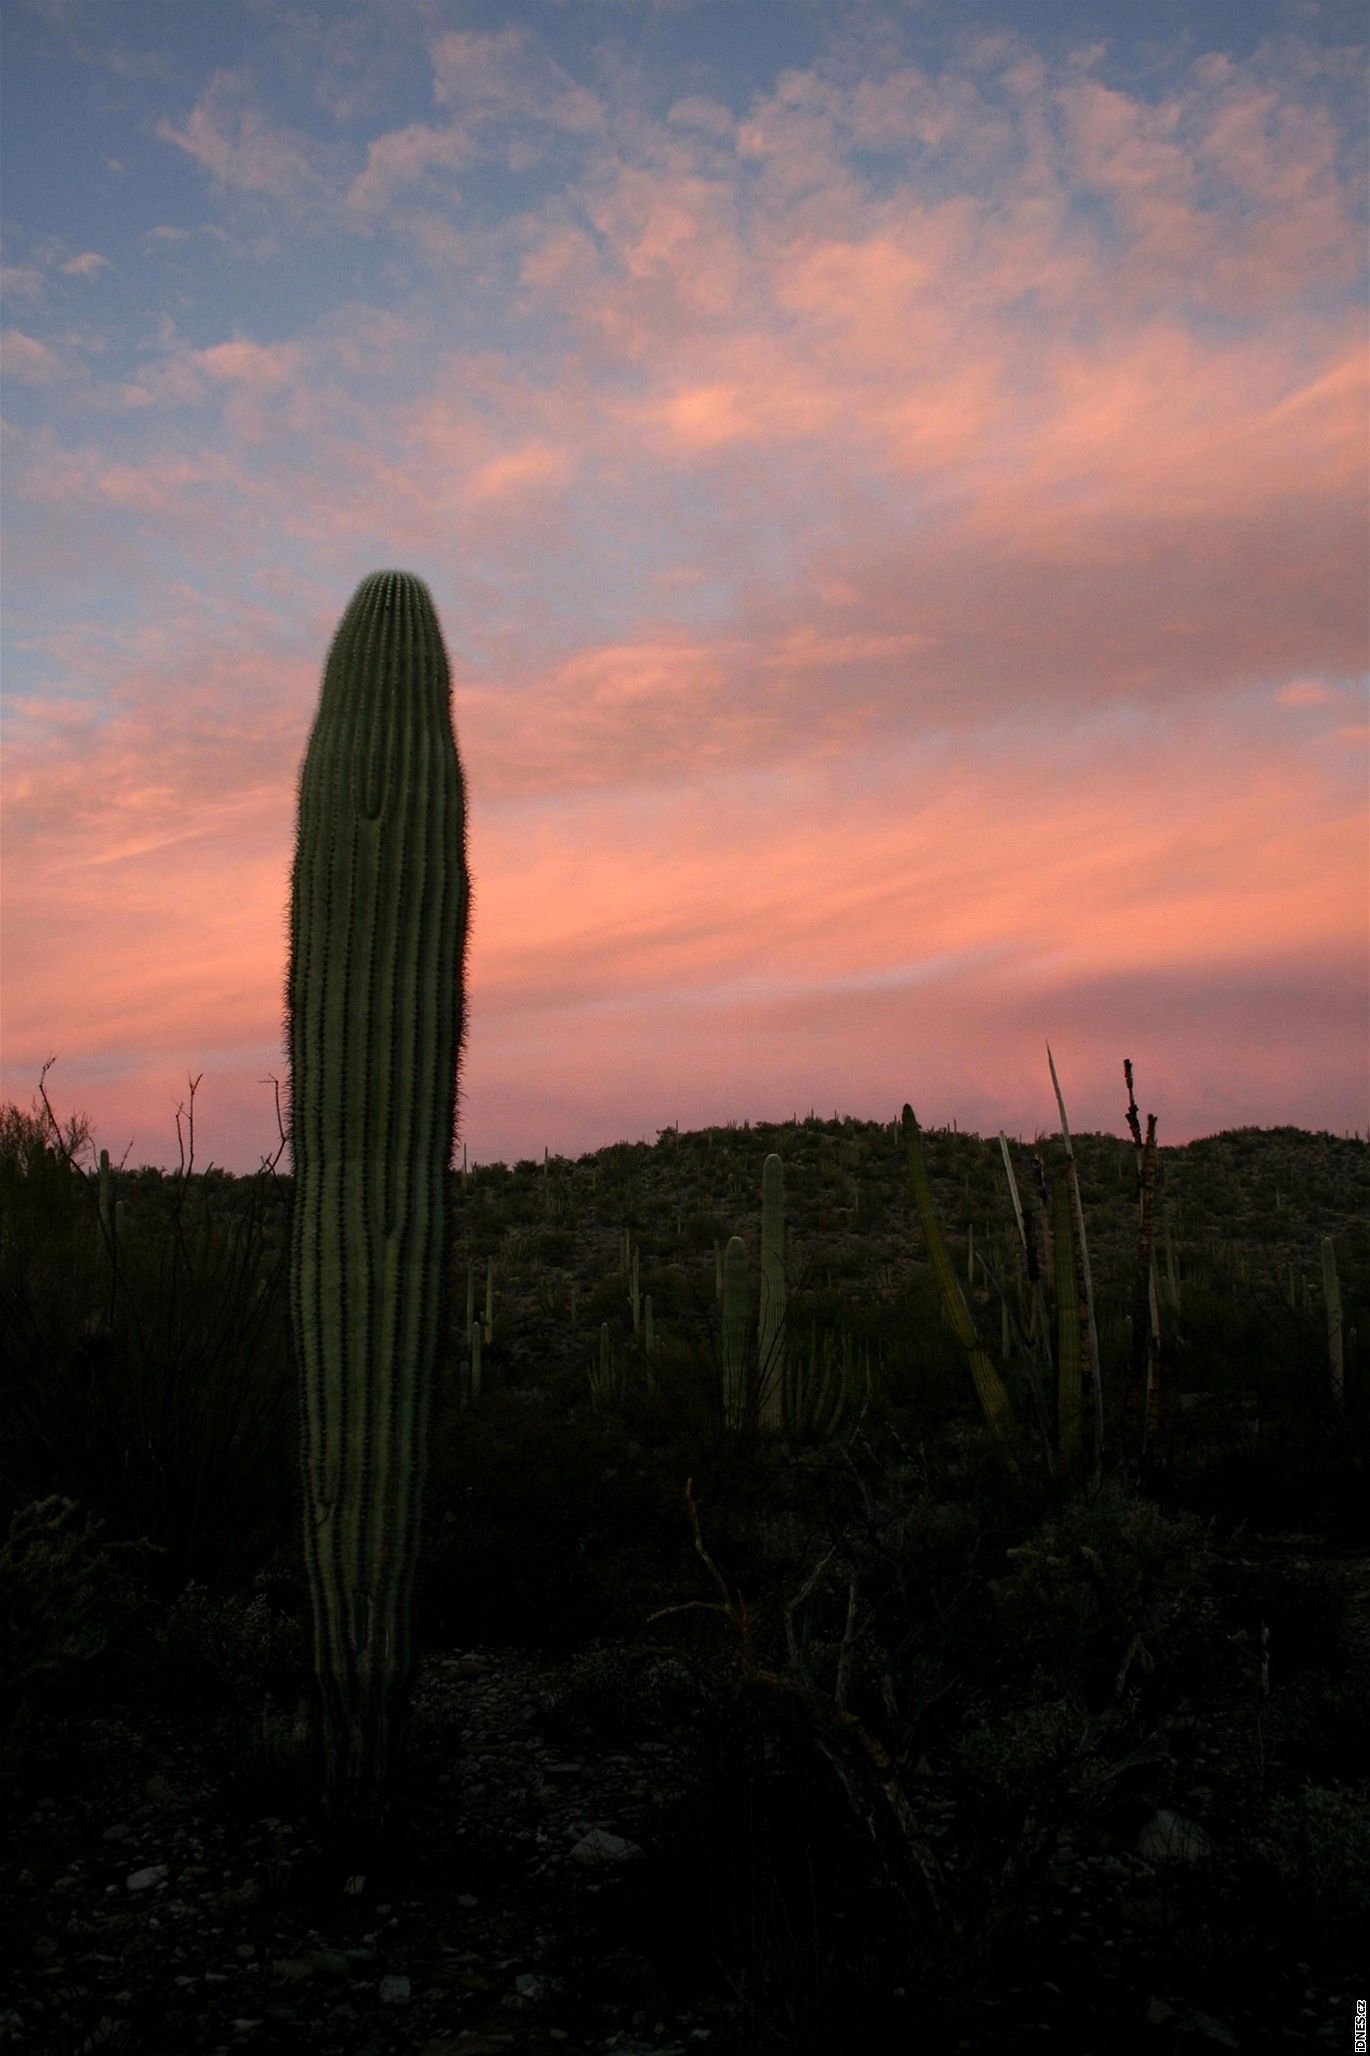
[{"left": 288, "top": 570, "right": 469, "bottom": 1828}]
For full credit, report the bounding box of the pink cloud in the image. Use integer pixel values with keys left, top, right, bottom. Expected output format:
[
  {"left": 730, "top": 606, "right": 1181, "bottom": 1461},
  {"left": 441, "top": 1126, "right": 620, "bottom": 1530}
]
[
  {"left": 58, "top": 251, "right": 110, "bottom": 279},
  {"left": 94, "top": 456, "right": 226, "bottom": 514},
  {"left": 960, "top": 331, "right": 1364, "bottom": 532},
  {"left": 155, "top": 69, "right": 314, "bottom": 195},
  {"left": 1274, "top": 677, "right": 1344, "bottom": 708},
  {"left": 7, "top": 599, "right": 1365, "bottom": 1165},
  {"left": 428, "top": 27, "right": 604, "bottom": 137},
  {"left": 637, "top": 369, "right": 836, "bottom": 454},
  {"left": 667, "top": 97, "right": 737, "bottom": 141},
  {"left": 5, "top": 21, "right": 1365, "bottom": 1167},
  {"left": 1, "top": 264, "right": 47, "bottom": 302},
  {"left": 152, "top": 68, "right": 349, "bottom": 238},
  {"left": 465, "top": 439, "right": 573, "bottom": 504},
  {"left": 1047, "top": 53, "right": 1360, "bottom": 312},
  {"left": 346, "top": 121, "right": 471, "bottom": 216},
  {"left": 1061, "top": 77, "right": 1193, "bottom": 202},
  {"left": 2, "top": 328, "right": 65, "bottom": 381},
  {"left": 584, "top": 166, "right": 744, "bottom": 318},
  {"left": 193, "top": 337, "right": 308, "bottom": 389},
  {"left": 8, "top": 668, "right": 1363, "bottom": 1171}
]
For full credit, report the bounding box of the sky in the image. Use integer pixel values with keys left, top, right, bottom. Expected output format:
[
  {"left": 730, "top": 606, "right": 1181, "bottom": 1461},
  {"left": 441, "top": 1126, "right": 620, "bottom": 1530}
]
[{"left": 1, "top": 0, "right": 1367, "bottom": 1174}]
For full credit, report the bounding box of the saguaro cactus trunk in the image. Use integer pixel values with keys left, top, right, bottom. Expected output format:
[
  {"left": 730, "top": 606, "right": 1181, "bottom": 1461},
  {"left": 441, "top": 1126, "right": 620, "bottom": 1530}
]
[{"left": 288, "top": 570, "right": 470, "bottom": 1830}]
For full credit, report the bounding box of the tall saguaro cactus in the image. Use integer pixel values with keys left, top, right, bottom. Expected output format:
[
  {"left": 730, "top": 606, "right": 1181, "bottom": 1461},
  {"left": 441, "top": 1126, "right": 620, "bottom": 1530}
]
[{"left": 288, "top": 569, "right": 470, "bottom": 1829}]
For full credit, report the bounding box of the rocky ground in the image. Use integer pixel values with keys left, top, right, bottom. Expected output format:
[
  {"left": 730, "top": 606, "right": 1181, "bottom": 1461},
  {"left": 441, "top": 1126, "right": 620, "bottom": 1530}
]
[
  {"left": 3, "top": 1525, "right": 1367, "bottom": 2056},
  {"left": 2, "top": 1639, "right": 733, "bottom": 2056}
]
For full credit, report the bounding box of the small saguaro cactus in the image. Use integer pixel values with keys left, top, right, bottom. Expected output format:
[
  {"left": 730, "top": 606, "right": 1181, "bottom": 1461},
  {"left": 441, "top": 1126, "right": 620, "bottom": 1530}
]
[
  {"left": 1321, "top": 1235, "right": 1344, "bottom": 1405},
  {"left": 1052, "top": 1167, "right": 1083, "bottom": 1480},
  {"left": 721, "top": 1234, "right": 750, "bottom": 1432},
  {"left": 1047, "top": 1046, "right": 1101, "bottom": 1484},
  {"left": 757, "top": 1153, "right": 786, "bottom": 1433},
  {"left": 288, "top": 569, "right": 470, "bottom": 1831},
  {"left": 97, "top": 1147, "right": 115, "bottom": 1243},
  {"left": 901, "top": 1106, "right": 1017, "bottom": 1470}
]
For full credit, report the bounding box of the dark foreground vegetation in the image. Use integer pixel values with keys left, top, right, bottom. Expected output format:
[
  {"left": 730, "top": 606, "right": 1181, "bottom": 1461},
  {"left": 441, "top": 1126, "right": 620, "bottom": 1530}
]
[{"left": 2, "top": 1092, "right": 1368, "bottom": 2055}]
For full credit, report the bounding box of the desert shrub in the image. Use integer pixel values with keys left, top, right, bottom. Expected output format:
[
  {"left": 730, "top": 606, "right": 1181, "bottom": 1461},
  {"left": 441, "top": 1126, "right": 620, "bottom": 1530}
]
[
  {"left": 955, "top": 1696, "right": 1087, "bottom": 1795},
  {"left": 492, "top": 1190, "right": 540, "bottom": 1228},
  {"left": 0, "top": 1107, "right": 105, "bottom": 1502},
  {"left": 618, "top": 1332, "right": 727, "bottom": 1447},
  {"left": 636, "top": 1651, "right": 933, "bottom": 2056},
  {"left": 793, "top": 1243, "right": 867, "bottom": 1285},
  {"left": 951, "top": 1692, "right": 1159, "bottom": 1848},
  {"left": 628, "top": 1450, "right": 1039, "bottom": 2053},
  {"left": 980, "top": 1479, "right": 1214, "bottom": 1712},
  {"left": 1256, "top": 1777, "right": 1370, "bottom": 1944},
  {"left": 680, "top": 1209, "right": 730, "bottom": 1251},
  {"left": 875, "top": 1290, "right": 979, "bottom": 1424},
  {"left": 420, "top": 1394, "right": 694, "bottom": 1649},
  {"left": 0, "top": 1495, "right": 155, "bottom": 1779},
  {"left": 1185, "top": 1398, "right": 1363, "bottom": 1532},
  {"left": 150, "top": 1581, "right": 311, "bottom": 1808},
  {"left": 533, "top": 1267, "right": 573, "bottom": 1319},
  {"left": 1, "top": 1130, "right": 295, "bottom": 1593},
  {"left": 1261, "top": 1669, "right": 1370, "bottom": 1783},
  {"left": 1238, "top": 1556, "right": 1348, "bottom": 1676},
  {"left": 943, "top": 1694, "right": 1162, "bottom": 1963},
  {"left": 578, "top": 1273, "right": 635, "bottom": 1330},
  {"left": 153, "top": 1579, "right": 308, "bottom": 1706},
  {"left": 534, "top": 1641, "right": 693, "bottom": 1747}
]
